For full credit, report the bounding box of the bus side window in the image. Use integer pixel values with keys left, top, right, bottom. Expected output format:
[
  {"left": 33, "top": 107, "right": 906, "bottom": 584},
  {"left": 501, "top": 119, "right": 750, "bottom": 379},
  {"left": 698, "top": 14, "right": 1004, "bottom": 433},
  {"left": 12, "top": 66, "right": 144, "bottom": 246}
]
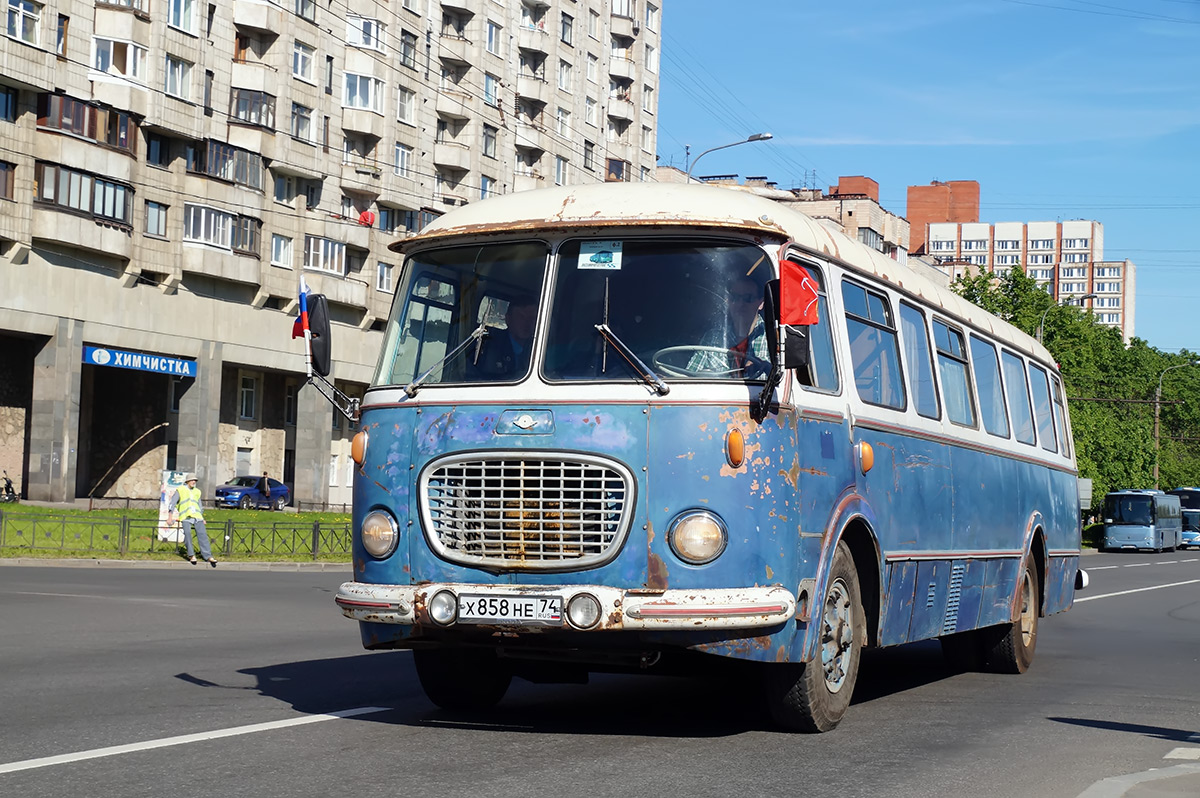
[
  {"left": 841, "top": 280, "right": 905, "bottom": 410},
  {"left": 932, "top": 319, "right": 976, "bottom": 428},
  {"left": 968, "top": 334, "right": 1010, "bottom": 438},
  {"left": 788, "top": 258, "right": 839, "bottom": 393},
  {"left": 1001, "top": 349, "right": 1036, "bottom": 445},
  {"left": 1028, "top": 363, "right": 1058, "bottom": 453},
  {"left": 1050, "top": 374, "right": 1071, "bottom": 458},
  {"left": 899, "top": 302, "right": 939, "bottom": 419}
]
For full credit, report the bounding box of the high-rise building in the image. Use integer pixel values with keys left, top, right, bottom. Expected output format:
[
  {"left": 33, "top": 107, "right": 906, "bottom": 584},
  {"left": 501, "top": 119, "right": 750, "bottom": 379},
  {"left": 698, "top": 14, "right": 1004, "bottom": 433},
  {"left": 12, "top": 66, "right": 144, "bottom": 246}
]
[{"left": 0, "top": 0, "right": 663, "bottom": 504}]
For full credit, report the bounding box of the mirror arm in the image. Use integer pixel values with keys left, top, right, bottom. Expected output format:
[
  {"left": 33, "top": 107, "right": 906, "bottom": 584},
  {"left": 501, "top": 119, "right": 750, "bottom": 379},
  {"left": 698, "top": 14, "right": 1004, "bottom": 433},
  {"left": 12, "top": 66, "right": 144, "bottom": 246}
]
[{"left": 307, "top": 372, "right": 361, "bottom": 423}]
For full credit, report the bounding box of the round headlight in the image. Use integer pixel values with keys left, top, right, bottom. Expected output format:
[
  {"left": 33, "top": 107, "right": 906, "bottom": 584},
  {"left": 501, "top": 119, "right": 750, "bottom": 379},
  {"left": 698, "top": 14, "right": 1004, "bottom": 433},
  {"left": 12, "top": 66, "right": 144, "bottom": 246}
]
[
  {"left": 428, "top": 590, "right": 457, "bottom": 625},
  {"left": 566, "top": 593, "right": 602, "bottom": 629},
  {"left": 360, "top": 510, "right": 399, "bottom": 558},
  {"left": 667, "top": 510, "right": 728, "bottom": 564}
]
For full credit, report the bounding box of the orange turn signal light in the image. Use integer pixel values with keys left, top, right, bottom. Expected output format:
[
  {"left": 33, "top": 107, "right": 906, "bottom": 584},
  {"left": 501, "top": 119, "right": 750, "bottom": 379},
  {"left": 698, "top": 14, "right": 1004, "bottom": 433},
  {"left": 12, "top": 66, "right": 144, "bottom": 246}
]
[
  {"left": 726, "top": 428, "right": 745, "bottom": 468},
  {"left": 351, "top": 430, "right": 368, "bottom": 466},
  {"left": 858, "top": 441, "right": 874, "bottom": 474}
]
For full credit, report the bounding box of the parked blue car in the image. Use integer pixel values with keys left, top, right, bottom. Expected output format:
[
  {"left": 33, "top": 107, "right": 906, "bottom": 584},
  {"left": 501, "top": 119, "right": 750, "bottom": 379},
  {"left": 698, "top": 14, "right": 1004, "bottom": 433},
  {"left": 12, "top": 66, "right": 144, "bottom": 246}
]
[{"left": 215, "top": 476, "right": 290, "bottom": 510}]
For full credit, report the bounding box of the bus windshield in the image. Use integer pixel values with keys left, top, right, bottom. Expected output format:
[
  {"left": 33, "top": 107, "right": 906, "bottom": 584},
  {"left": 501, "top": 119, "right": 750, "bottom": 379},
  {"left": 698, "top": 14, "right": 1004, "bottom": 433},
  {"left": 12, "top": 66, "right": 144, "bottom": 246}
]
[
  {"left": 372, "top": 237, "right": 773, "bottom": 388},
  {"left": 1183, "top": 509, "right": 1200, "bottom": 532},
  {"left": 1104, "top": 495, "right": 1154, "bottom": 526}
]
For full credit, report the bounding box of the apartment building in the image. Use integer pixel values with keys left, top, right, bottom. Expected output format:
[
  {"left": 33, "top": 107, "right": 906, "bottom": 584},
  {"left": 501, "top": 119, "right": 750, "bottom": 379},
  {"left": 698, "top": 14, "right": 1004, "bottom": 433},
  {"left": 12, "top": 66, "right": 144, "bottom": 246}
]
[
  {"left": 927, "top": 220, "right": 1136, "bottom": 341},
  {"left": 0, "top": 0, "right": 662, "bottom": 505}
]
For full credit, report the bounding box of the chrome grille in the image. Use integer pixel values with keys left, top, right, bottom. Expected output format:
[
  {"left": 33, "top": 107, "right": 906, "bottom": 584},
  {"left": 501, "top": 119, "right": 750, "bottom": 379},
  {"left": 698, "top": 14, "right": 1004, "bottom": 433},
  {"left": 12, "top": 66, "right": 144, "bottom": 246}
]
[{"left": 420, "top": 452, "right": 634, "bottom": 571}]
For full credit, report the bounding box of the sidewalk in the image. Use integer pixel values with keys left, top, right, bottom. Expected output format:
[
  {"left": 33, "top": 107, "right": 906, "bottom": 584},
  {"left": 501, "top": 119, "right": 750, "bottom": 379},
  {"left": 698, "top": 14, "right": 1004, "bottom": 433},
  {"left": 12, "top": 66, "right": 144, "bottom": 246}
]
[
  {"left": 0, "top": 557, "right": 349, "bottom": 571},
  {"left": 1078, "top": 763, "right": 1200, "bottom": 798}
]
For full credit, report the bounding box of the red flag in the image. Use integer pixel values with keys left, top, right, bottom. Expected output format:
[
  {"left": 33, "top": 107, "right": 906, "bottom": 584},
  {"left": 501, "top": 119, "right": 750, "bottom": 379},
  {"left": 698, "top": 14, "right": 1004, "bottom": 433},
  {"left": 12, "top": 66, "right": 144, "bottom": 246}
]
[{"left": 780, "top": 260, "right": 819, "bottom": 326}]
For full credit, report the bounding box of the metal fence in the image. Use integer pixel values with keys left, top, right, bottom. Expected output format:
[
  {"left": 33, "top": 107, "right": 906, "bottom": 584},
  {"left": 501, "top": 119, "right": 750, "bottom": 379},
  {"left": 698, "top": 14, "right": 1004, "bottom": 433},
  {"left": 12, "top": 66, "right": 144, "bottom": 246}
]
[{"left": 0, "top": 509, "right": 353, "bottom": 560}]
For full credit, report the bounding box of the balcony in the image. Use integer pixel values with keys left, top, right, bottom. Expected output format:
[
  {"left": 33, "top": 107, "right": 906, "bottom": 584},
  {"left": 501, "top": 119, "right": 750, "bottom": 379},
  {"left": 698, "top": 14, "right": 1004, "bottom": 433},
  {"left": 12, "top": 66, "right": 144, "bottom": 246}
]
[
  {"left": 436, "top": 89, "right": 473, "bottom": 120},
  {"left": 610, "top": 15, "right": 637, "bottom": 40},
  {"left": 606, "top": 97, "right": 634, "bottom": 123},
  {"left": 180, "top": 243, "right": 259, "bottom": 286},
  {"left": 518, "top": 25, "right": 549, "bottom": 54},
  {"left": 514, "top": 121, "right": 545, "bottom": 152},
  {"left": 31, "top": 206, "right": 133, "bottom": 261},
  {"left": 231, "top": 60, "right": 274, "bottom": 94},
  {"left": 609, "top": 56, "right": 635, "bottom": 81},
  {"left": 232, "top": 0, "right": 284, "bottom": 33},
  {"left": 302, "top": 268, "right": 368, "bottom": 309},
  {"left": 227, "top": 125, "right": 276, "bottom": 160},
  {"left": 514, "top": 171, "right": 543, "bottom": 194},
  {"left": 0, "top": 36, "right": 58, "bottom": 92},
  {"left": 94, "top": 5, "right": 152, "bottom": 40},
  {"left": 439, "top": 0, "right": 474, "bottom": 12},
  {"left": 438, "top": 34, "right": 471, "bottom": 64},
  {"left": 341, "top": 108, "right": 385, "bottom": 138},
  {"left": 34, "top": 135, "right": 135, "bottom": 183},
  {"left": 515, "top": 75, "right": 550, "bottom": 105},
  {"left": 433, "top": 141, "right": 471, "bottom": 171},
  {"left": 340, "top": 160, "right": 384, "bottom": 196},
  {"left": 89, "top": 79, "right": 151, "bottom": 119}
]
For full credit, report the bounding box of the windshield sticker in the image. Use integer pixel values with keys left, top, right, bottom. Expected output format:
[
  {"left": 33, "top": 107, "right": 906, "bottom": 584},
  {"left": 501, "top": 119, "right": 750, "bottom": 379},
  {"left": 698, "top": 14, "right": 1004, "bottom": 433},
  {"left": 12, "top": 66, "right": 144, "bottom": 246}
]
[{"left": 579, "top": 240, "right": 623, "bottom": 270}]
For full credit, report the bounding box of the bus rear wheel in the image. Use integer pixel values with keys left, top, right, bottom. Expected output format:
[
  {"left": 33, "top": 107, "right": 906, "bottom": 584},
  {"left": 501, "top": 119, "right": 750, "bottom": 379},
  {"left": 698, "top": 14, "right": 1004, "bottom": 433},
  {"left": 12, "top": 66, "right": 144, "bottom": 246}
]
[
  {"left": 765, "top": 541, "right": 864, "bottom": 732},
  {"left": 986, "top": 559, "right": 1039, "bottom": 674},
  {"left": 413, "top": 647, "right": 512, "bottom": 712}
]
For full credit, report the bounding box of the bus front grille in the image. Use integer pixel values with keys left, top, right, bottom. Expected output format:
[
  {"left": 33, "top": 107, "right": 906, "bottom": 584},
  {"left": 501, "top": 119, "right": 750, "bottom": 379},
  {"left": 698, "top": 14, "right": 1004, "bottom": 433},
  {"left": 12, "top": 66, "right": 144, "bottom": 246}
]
[{"left": 419, "top": 452, "right": 635, "bottom": 571}]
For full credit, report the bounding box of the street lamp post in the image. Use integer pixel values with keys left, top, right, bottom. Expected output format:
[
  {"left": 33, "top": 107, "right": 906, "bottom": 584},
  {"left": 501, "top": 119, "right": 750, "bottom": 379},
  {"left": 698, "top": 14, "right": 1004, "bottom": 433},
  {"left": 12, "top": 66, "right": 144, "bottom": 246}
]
[
  {"left": 1154, "top": 360, "right": 1200, "bottom": 489},
  {"left": 685, "top": 133, "right": 773, "bottom": 180},
  {"left": 1036, "top": 293, "right": 1097, "bottom": 343}
]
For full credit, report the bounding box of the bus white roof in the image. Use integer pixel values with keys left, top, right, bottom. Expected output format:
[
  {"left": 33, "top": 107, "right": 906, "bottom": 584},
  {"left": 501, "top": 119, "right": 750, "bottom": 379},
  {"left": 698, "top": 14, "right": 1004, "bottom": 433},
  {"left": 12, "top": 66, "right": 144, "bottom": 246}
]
[{"left": 392, "top": 183, "right": 1054, "bottom": 364}]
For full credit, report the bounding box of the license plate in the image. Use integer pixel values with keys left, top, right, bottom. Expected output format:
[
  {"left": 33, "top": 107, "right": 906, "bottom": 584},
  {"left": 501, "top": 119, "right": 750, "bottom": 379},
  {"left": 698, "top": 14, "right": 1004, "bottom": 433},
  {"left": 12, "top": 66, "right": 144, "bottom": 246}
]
[{"left": 457, "top": 594, "right": 562, "bottom": 625}]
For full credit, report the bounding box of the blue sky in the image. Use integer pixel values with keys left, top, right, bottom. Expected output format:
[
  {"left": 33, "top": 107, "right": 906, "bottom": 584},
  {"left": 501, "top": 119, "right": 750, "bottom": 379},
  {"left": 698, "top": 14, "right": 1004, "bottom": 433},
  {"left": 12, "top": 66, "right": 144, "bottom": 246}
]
[{"left": 655, "top": 0, "right": 1200, "bottom": 352}]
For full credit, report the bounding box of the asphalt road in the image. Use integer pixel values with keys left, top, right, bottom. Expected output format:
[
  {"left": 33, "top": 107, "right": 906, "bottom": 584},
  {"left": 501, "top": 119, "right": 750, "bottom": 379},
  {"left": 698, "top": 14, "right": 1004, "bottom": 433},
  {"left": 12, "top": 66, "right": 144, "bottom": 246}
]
[{"left": 0, "top": 552, "right": 1197, "bottom": 798}]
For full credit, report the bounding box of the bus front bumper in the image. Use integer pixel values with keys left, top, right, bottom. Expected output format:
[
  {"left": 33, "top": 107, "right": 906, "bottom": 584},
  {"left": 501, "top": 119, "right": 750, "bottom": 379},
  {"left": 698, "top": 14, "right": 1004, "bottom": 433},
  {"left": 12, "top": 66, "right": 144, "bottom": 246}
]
[{"left": 335, "top": 582, "right": 797, "bottom": 632}]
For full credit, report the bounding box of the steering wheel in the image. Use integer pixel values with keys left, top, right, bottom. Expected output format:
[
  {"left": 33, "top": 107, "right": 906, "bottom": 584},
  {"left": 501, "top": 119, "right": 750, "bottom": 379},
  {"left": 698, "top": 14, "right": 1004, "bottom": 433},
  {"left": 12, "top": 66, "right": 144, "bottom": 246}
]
[{"left": 651, "top": 345, "right": 768, "bottom": 379}]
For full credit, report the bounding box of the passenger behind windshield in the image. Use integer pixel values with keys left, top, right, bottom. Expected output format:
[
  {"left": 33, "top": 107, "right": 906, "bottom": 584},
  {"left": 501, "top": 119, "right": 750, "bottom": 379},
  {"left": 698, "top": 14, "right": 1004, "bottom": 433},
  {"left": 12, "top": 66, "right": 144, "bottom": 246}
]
[
  {"left": 470, "top": 297, "right": 538, "bottom": 379},
  {"left": 686, "top": 274, "right": 768, "bottom": 378}
]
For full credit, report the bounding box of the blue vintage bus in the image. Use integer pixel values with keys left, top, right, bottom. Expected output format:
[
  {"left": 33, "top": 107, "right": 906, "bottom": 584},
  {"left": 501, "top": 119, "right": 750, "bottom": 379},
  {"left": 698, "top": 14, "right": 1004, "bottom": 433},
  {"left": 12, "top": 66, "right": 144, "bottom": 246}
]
[
  {"left": 1102, "top": 489, "right": 1181, "bottom": 552},
  {"left": 321, "top": 183, "right": 1085, "bottom": 732}
]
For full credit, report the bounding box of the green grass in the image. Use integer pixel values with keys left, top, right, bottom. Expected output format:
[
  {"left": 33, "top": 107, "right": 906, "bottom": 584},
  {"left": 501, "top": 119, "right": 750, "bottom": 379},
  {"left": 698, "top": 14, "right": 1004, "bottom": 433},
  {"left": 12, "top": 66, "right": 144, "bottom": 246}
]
[{"left": 0, "top": 505, "right": 354, "bottom": 562}]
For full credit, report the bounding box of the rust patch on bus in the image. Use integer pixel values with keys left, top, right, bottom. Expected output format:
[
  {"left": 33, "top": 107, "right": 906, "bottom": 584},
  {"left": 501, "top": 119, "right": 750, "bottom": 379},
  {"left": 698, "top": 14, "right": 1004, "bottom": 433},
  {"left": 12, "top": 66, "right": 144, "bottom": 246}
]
[{"left": 646, "top": 551, "right": 669, "bottom": 590}]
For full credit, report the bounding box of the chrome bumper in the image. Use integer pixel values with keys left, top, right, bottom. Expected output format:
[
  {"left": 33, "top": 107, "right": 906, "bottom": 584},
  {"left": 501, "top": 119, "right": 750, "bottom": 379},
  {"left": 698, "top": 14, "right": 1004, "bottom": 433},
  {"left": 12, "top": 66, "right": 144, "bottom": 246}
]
[{"left": 335, "top": 582, "right": 797, "bottom": 631}]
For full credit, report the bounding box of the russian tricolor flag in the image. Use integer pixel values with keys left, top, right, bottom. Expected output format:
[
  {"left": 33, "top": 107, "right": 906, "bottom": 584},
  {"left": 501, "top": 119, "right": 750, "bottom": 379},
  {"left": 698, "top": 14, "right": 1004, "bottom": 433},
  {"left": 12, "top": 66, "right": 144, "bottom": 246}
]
[{"left": 292, "top": 276, "right": 310, "bottom": 339}]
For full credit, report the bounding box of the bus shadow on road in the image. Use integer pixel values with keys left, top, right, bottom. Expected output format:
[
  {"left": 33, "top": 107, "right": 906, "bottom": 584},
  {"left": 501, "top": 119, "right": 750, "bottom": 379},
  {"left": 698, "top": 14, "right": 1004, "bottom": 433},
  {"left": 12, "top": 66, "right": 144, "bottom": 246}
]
[
  {"left": 1047, "top": 717, "right": 1198, "bottom": 743},
  {"left": 212, "top": 640, "right": 961, "bottom": 738}
]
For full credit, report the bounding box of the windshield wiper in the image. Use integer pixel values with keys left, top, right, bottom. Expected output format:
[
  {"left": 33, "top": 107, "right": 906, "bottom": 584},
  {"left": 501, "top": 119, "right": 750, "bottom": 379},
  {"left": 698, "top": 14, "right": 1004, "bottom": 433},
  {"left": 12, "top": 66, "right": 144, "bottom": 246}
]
[
  {"left": 595, "top": 324, "right": 669, "bottom": 396},
  {"left": 404, "top": 324, "right": 488, "bottom": 397}
]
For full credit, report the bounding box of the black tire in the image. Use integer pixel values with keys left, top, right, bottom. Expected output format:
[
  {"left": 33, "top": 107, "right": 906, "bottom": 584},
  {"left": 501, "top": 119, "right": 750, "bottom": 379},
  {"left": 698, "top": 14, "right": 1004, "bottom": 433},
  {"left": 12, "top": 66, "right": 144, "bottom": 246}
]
[
  {"left": 986, "top": 558, "right": 1039, "bottom": 674},
  {"left": 765, "top": 540, "right": 864, "bottom": 732},
  {"left": 274, "top": 494, "right": 287, "bottom": 511},
  {"left": 413, "top": 648, "right": 512, "bottom": 712},
  {"left": 940, "top": 629, "right": 987, "bottom": 672},
  {"left": 238, "top": 494, "right": 253, "bottom": 510}
]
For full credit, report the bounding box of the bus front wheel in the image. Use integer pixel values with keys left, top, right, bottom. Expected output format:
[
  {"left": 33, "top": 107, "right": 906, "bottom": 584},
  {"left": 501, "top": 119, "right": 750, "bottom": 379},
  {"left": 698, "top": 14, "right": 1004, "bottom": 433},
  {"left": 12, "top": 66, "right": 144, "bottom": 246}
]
[
  {"left": 413, "top": 648, "right": 512, "bottom": 712},
  {"left": 765, "top": 540, "right": 864, "bottom": 732},
  {"left": 986, "top": 559, "right": 1039, "bottom": 674}
]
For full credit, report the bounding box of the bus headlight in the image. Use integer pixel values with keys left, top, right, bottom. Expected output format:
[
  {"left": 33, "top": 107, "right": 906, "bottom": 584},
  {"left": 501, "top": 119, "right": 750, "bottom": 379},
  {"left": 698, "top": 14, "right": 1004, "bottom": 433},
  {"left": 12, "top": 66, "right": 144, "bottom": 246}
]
[
  {"left": 360, "top": 511, "right": 399, "bottom": 558},
  {"left": 667, "top": 510, "right": 727, "bottom": 565}
]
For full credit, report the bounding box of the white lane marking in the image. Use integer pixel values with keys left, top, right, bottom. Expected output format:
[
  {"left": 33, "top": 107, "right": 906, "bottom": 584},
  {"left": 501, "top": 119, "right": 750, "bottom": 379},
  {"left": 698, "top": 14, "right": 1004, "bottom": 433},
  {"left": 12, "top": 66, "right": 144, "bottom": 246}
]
[
  {"left": 0, "top": 706, "right": 389, "bottom": 775},
  {"left": 1075, "top": 579, "right": 1200, "bottom": 603},
  {"left": 1164, "top": 748, "right": 1200, "bottom": 760},
  {"left": 6, "top": 591, "right": 186, "bottom": 607},
  {"left": 1089, "top": 566, "right": 1119, "bottom": 571},
  {"left": 1181, "top": 558, "right": 1199, "bottom": 563},
  {"left": 1155, "top": 561, "right": 1178, "bottom": 565},
  {"left": 1124, "top": 563, "right": 1151, "bottom": 567}
]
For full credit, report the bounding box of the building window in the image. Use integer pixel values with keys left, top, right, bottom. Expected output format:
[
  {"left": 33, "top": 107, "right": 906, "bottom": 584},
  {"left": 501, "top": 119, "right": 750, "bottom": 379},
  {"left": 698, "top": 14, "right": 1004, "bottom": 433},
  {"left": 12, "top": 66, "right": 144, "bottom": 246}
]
[
  {"left": 995, "top": 239, "right": 1019, "bottom": 250},
  {"left": 0, "top": 86, "right": 15, "bottom": 121},
  {"left": 558, "top": 59, "right": 572, "bottom": 90},
  {"left": 55, "top": 13, "right": 66, "bottom": 55},
  {"left": 554, "top": 155, "right": 567, "bottom": 186},
  {"left": 295, "top": 0, "right": 314, "bottom": 22},
  {"left": 641, "top": 125, "right": 652, "bottom": 152},
  {"left": 642, "top": 84, "right": 654, "bottom": 113},
  {"left": 378, "top": 206, "right": 398, "bottom": 233},
  {"left": 484, "top": 73, "right": 499, "bottom": 106},
  {"left": 1029, "top": 239, "right": 1053, "bottom": 250},
  {"left": 8, "top": 0, "right": 41, "bottom": 45},
  {"left": 0, "top": 161, "right": 15, "bottom": 200},
  {"left": 614, "top": 0, "right": 632, "bottom": 18},
  {"left": 239, "top": 375, "right": 257, "bottom": 420},
  {"left": 37, "top": 94, "right": 138, "bottom": 153},
  {"left": 480, "top": 174, "right": 494, "bottom": 199},
  {"left": 92, "top": 37, "right": 147, "bottom": 81},
  {"left": 1062, "top": 238, "right": 1090, "bottom": 249},
  {"left": 283, "top": 383, "right": 297, "bottom": 426},
  {"left": 583, "top": 140, "right": 594, "bottom": 171},
  {"left": 35, "top": 162, "right": 132, "bottom": 224},
  {"left": 584, "top": 97, "right": 596, "bottom": 126},
  {"left": 344, "top": 73, "right": 383, "bottom": 112},
  {"left": 324, "top": 54, "right": 333, "bottom": 94},
  {"left": 304, "top": 234, "right": 345, "bottom": 275},
  {"left": 290, "top": 102, "right": 313, "bottom": 142},
  {"left": 346, "top": 15, "right": 384, "bottom": 51},
  {"left": 271, "top": 233, "right": 292, "bottom": 267},
  {"left": 645, "top": 43, "right": 657, "bottom": 73},
  {"left": 167, "top": 0, "right": 194, "bottom": 33},
  {"left": 646, "top": 3, "right": 659, "bottom": 31},
  {"left": 482, "top": 124, "right": 497, "bottom": 158},
  {"left": 231, "top": 214, "right": 260, "bottom": 255},
  {"left": 183, "top": 204, "right": 256, "bottom": 250},
  {"left": 164, "top": 54, "right": 191, "bottom": 99},
  {"left": 560, "top": 12, "right": 572, "bottom": 44},
  {"left": 588, "top": 9, "right": 599, "bottom": 37},
  {"left": 397, "top": 86, "right": 415, "bottom": 123},
  {"left": 144, "top": 200, "right": 167, "bottom": 236},
  {"left": 292, "top": 40, "right": 314, "bottom": 81},
  {"left": 605, "top": 157, "right": 629, "bottom": 182},
  {"left": 586, "top": 52, "right": 597, "bottom": 83},
  {"left": 394, "top": 142, "right": 412, "bottom": 177},
  {"left": 486, "top": 20, "right": 501, "bottom": 54},
  {"left": 377, "top": 261, "right": 393, "bottom": 292},
  {"left": 329, "top": 454, "right": 339, "bottom": 486},
  {"left": 399, "top": 30, "right": 418, "bottom": 69},
  {"left": 187, "top": 139, "right": 265, "bottom": 191},
  {"left": 230, "top": 88, "right": 275, "bottom": 129}
]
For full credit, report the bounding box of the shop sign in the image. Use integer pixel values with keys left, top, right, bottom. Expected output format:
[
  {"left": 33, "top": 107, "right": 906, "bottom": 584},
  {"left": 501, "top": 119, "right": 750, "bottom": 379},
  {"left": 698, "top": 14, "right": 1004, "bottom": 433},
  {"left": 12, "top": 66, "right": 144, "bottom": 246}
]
[{"left": 83, "top": 345, "right": 197, "bottom": 377}]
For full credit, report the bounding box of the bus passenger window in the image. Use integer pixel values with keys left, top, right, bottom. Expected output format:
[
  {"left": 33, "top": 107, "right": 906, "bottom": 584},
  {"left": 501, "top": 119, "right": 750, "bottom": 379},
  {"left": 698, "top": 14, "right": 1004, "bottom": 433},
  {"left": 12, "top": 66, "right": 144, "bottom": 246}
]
[
  {"left": 932, "top": 320, "right": 976, "bottom": 428},
  {"left": 789, "top": 259, "right": 839, "bottom": 393},
  {"left": 841, "top": 280, "right": 905, "bottom": 410},
  {"left": 1001, "top": 350, "right": 1036, "bottom": 445},
  {"left": 1051, "top": 375, "right": 1071, "bottom": 458},
  {"left": 899, "top": 302, "right": 939, "bottom": 419},
  {"left": 1028, "top": 363, "right": 1058, "bottom": 452},
  {"left": 968, "top": 335, "right": 1010, "bottom": 438}
]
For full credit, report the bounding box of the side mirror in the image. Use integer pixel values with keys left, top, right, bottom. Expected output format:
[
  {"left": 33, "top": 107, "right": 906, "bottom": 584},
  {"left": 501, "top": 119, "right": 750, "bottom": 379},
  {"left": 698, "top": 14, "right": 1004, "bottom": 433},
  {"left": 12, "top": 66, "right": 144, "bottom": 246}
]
[
  {"left": 762, "top": 279, "right": 780, "bottom": 357},
  {"left": 307, "top": 293, "right": 332, "bottom": 377}
]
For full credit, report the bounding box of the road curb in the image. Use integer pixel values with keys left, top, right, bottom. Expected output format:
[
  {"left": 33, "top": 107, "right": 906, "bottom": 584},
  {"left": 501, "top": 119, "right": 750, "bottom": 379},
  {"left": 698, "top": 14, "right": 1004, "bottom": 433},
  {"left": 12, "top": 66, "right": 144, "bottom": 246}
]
[
  {"left": 1076, "top": 763, "right": 1200, "bottom": 798},
  {"left": 0, "top": 557, "right": 350, "bottom": 572}
]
